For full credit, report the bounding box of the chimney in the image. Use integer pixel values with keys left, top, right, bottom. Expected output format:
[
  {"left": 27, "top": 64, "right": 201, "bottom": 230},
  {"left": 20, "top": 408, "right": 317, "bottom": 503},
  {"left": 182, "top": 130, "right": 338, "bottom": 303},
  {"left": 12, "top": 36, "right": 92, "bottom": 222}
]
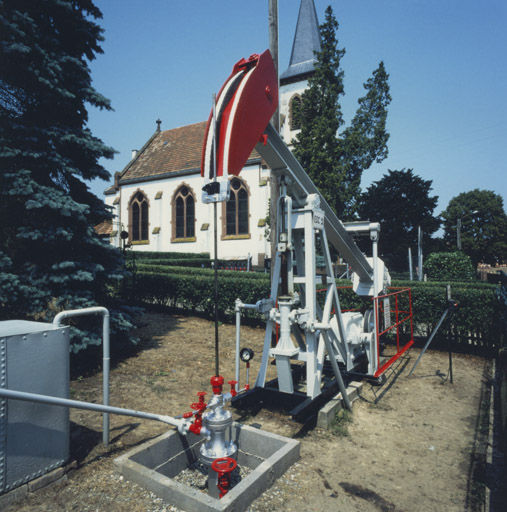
[{"left": 131, "top": 149, "right": 138, "bottom": 160}]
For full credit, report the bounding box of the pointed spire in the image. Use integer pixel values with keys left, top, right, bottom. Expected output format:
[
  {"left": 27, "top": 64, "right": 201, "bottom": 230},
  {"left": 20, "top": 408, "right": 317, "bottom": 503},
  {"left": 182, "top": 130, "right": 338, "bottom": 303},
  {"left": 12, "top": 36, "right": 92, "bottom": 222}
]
[{"left": 280, "top": 0, "right": 321, "bottom": 84}]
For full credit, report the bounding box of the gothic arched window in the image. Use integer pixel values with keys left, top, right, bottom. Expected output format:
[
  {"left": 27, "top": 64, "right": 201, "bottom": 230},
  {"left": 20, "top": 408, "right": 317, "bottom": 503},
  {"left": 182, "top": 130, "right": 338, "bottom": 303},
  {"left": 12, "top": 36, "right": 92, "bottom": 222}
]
[
  {"left": 129, "top": 191, "right": 149, "bottom": 243},
  {"left": 224, "top": 177, "right": 249, "bottom": 237},
  {"left": 172, "top": 184, "right": 196, "bottom": 241}
]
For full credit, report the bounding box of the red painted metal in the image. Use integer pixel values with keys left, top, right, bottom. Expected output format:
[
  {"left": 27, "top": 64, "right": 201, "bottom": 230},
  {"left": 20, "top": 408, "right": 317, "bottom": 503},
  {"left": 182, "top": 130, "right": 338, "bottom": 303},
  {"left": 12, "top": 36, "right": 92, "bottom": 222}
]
[
  {"left": 201, "top": 49, "right": 278, "bottom": 179},
  {"left": 373, "top": 287, "right": 414, "bottom": 378},
  {"left": 210, "top": 375, "right": 224, "bottom": 395},
  {"left": 211, "top": 457, "right": 238, "bottom": 498},
  {"left": 189, "top": 394, "right": 207, "bottom": 435},
  {"left": 228, "top": 380, "right": 238, "bottom": 397}
]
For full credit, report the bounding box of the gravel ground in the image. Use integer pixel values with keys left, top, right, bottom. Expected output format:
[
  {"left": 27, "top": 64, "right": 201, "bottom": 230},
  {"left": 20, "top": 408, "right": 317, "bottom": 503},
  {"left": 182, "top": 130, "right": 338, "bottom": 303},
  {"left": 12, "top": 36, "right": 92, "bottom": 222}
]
[{"left": 5, "top": 310, "right": 493, "bottom": 512}]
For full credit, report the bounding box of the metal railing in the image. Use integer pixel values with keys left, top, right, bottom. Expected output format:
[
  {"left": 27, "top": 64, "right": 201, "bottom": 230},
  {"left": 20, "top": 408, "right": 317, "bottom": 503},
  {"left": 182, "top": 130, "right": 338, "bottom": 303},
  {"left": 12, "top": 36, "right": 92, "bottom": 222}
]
[{"left": 373, "top": 288, "right": 414, "bottom": 378}]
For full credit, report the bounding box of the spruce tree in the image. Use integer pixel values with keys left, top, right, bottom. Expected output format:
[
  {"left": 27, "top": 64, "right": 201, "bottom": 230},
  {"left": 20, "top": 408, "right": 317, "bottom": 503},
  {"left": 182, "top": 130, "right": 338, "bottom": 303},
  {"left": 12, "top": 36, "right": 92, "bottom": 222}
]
[
  {"left": 0, "top": 0, "right": 136, "bottom": 352},
  {"left": 293, "top": 6, "right": 391, "bottom": 220}
]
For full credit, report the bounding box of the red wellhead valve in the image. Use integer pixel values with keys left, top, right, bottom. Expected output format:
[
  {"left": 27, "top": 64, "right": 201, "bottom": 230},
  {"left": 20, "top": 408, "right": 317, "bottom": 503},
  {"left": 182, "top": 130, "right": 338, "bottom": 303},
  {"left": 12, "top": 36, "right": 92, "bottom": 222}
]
[
  {"left": 187, "top": 392, "right": 207, "bottom": 435},
  {"left": 211, "top": 457, "right": 237, "bottom": 498},
  {"left": 210, "top": 375, "right": 224, "bottom": 395},
  {"left": 228, "top": 380, "right": 238, "bottom": 397}
]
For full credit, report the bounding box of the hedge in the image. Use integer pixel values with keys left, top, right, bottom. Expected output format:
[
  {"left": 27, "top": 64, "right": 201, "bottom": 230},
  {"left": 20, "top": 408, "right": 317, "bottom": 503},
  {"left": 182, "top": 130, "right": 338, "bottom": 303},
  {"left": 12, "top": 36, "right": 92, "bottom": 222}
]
[
  {"left": 129, "top": 271, "right": 502, "bottom": 354},
  {"left": 131, "top": 271, "right": 270, "bottom": 319},
  {"left": 135, "top": 264, "right": 270, "bottom": 280},
  {"left": 132, "top": 251, "right": 210, "bottom": 261}
]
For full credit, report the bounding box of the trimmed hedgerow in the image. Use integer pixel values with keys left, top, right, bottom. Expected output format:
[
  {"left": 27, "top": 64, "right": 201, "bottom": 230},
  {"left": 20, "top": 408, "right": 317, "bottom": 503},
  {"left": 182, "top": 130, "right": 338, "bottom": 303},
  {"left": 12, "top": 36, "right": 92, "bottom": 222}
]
[
  {"left": 131, "top": 271, "right": 502, "bottom": 353},
  {"left": 135, "top": 264, "right": 269, "bottom": 280},
  {"left": 133, "top": 271, "right": 270, "bottom": 320},
  {"left": 134, "top": 251, "right": 210, "bottom": 261}
]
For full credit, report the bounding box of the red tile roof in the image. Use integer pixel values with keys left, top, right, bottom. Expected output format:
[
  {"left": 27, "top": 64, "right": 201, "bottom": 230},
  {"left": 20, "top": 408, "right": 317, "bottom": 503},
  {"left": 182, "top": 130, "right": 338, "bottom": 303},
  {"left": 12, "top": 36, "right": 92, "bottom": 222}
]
[
  {"left": 95, "top": 220, "right": 112, "bottom": 236},
  {"left": 119, "top": 121, "right": 261, "bottom": 183},
  {"left": 121, "top": 122, "right": 206, "bottom": 182}
]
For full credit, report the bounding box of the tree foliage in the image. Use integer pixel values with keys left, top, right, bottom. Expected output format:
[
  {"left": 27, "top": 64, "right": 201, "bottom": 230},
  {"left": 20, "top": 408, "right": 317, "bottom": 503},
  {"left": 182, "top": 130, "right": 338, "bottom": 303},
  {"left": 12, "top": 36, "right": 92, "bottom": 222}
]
[
  {"left": 441, "top": 189, "right": 507, "bottom": 266},
  {"left": 359, "top": 169, "right": 440, "bottom": 271},
  {"left": 0, "top": 0, "right": 137, "bottom": 352},
  {"left": 293, "top": 6, "right": 391, "bottom": 220}
]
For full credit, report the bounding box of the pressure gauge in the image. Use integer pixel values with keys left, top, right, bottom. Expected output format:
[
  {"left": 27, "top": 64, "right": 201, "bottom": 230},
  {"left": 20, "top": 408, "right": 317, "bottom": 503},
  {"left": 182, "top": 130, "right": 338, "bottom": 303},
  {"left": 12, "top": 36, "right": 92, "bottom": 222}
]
[{"left": 240, "top": 348, "right": 254, "bottom": 362}]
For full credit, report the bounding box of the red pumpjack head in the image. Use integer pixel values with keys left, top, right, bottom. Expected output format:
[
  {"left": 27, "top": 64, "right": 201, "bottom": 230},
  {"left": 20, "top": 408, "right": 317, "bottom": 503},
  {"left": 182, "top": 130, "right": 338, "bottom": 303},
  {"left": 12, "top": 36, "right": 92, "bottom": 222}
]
[{"left": 201, "top": 49, "right": 278, "bottom": 181}]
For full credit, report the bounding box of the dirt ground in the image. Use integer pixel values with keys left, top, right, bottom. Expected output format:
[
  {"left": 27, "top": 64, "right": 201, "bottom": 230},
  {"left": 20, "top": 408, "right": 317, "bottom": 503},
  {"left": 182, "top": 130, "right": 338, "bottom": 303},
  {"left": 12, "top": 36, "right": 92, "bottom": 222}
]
[{"left": 5, "top": 310, "right": 494, "bottom": 512}]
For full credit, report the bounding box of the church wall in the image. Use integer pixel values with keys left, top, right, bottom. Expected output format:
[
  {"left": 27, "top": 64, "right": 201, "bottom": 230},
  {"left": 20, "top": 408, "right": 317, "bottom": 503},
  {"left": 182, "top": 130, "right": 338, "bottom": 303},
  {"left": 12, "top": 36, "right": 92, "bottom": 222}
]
[
  {"left": 279, "top": 79, "right": 308, "bottom": 145},
  {"left": 108, "top": 162, "right": 271, "bottom": 266}
]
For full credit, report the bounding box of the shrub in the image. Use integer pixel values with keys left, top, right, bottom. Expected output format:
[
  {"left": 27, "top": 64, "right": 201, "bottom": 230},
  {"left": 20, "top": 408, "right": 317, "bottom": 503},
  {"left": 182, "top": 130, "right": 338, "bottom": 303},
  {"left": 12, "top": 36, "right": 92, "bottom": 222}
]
[{"left": 424, "top": 252, "right": 475, "bottom": 281}]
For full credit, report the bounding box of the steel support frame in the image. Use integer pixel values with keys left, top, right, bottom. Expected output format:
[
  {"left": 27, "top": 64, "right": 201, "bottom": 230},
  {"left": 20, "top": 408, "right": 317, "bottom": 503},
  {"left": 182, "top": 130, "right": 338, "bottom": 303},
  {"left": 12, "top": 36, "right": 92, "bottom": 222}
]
[{"left": 253, "top": 193, "right": 372, "bottom": 400}]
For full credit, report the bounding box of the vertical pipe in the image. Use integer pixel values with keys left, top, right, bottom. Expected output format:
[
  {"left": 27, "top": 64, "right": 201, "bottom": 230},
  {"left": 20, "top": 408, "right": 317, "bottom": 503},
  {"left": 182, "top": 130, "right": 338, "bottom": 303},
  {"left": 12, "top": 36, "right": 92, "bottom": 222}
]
[
  {"left": 212, "top": 93, "right": 220, "bottom": 378},
  {"left": 53, "top": 307, "right": 110, "bottom": 447},
  {"left": 235, "top": 300, "right": 241, "bottom": 391},
  {"left": 408, "top": 247, "right": 413, "bottom": 281},
  {"left": 268, "top": 0, "right": 279, "bottom": 132},
  {"left": 395, "top": 294, "right": 399, "bottom": 351},
  {"left": 448, "top": 314, "right": 454, "bottom": 384},
  {"left": 268, "top": 0, "right": 279, "bottom": 280},
  {"left": 372, "top": 231, "right": 379, "bottom": 375},
  {"left": 417, "top": 226, "right": 423, "bottom": 281},
  {"left": 102, "top": 311, "right": 110, "bottom": 448}
]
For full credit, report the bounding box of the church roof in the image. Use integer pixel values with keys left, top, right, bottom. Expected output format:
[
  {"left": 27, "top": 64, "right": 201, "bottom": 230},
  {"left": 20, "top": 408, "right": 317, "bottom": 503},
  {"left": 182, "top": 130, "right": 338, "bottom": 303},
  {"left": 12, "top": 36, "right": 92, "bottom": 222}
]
[
  {"left": 118, "top": 121, "right": 260, "bottom": 185},
  {"left": 280, "top": 0, "right": 321, "bottom": 84},
  {"left": 120, "top": 122, "right": 206, "bottom": 183}
]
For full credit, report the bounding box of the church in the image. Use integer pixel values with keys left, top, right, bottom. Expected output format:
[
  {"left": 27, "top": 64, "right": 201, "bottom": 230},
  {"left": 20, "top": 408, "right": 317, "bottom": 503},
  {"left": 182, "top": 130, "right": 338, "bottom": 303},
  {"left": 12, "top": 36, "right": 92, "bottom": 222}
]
[{"left": 104, "top": 0, "right": 321, "bottom": 268}]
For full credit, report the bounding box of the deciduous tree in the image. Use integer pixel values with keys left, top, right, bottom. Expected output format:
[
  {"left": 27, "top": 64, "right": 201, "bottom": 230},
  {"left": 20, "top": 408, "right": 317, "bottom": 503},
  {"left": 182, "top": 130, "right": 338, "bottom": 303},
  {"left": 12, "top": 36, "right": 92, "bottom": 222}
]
[
  {"left": 359, "top": 169, "right": 440, "bottom": 271},
  {"left": 441, "top": 189, "right": 507, "bottom": 266}
]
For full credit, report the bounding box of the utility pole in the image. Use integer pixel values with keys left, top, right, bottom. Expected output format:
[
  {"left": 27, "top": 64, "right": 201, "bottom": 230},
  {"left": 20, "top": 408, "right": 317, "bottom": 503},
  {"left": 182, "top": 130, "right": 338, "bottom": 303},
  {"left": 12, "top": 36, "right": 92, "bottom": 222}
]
[
  {"left": 417, "top": 225, "right": 423, "bottom": 281},
  {"left": 268, "top": 0, "right": 279, "bottom": 132},
  {"left": 268, "top": 0, "right": 279, "bottom": 276}
]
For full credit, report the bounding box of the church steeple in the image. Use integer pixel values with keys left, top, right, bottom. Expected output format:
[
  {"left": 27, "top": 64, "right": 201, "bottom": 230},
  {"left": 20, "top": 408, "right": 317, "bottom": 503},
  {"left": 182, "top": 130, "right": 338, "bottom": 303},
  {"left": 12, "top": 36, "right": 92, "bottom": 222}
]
[
  {"left": 279, "top": 0, "right": 321, "bottom": 144},
  {"left": 280, "top": 0, "right": 321, "bottom": 85}
]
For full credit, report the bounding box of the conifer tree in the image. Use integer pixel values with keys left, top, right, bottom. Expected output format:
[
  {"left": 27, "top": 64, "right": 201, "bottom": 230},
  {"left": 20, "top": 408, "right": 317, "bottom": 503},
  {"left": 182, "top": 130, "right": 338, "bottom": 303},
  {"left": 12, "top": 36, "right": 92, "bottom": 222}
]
[
  {"left": 293, "top": 6, "right": 391, "bottom": 220},
  {"left": 0, "top": 0, "right": 136, "bottom": 351}
]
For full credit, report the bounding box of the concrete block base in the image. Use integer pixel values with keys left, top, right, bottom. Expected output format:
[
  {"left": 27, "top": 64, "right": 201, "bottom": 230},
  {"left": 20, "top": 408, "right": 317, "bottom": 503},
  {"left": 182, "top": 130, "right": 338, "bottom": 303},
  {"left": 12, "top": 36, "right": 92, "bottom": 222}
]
[
  {"left": 317, "top": 381, "right": 362, "bottom": 429},
  {"left": 114, "top": 422, "right": 300, "bottom": 512}
]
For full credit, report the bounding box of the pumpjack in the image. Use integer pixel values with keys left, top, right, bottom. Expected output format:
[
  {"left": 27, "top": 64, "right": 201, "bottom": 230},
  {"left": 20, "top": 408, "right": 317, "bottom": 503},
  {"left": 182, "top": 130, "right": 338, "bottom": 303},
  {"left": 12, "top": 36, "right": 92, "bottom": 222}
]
[{"left": 201, "top": 50, "right": 413, "bottom": 407}]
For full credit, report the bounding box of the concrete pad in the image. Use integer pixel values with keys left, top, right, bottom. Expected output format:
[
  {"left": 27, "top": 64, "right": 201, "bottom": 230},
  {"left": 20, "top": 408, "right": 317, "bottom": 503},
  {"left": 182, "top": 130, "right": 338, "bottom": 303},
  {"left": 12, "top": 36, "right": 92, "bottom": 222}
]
[{"left": 114, "top": 422, "right": 299, "bottom": 512}]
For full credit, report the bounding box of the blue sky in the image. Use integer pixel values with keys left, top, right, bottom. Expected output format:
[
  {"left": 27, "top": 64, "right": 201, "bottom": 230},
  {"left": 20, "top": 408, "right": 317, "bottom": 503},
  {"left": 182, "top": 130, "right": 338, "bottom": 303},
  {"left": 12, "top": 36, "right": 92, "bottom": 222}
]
[{"left": 87, "top": 0, "right": 507, "bottom": 216}]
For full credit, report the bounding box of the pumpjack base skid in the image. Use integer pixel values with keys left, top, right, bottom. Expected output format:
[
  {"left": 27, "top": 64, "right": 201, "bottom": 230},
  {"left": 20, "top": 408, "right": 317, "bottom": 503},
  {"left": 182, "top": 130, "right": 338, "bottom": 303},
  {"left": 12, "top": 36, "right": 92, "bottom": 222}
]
[
  {"left": 232, "top": 368, "right": 350, "bottom": 421},
  {"left": 232, "top": 383, "right": 336, "bottom": 422}
]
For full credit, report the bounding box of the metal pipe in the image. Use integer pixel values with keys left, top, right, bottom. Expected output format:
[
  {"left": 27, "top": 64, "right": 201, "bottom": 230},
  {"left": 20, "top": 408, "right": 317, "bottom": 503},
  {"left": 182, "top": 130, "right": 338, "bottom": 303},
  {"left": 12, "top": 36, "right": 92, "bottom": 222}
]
[
  {"left": 408, "top": 309, "right": 449, "bottom": 377},
  {"left": 322, "top": 333, "right": 352, "bottom": 411},
  {"left": 212, "top": 93, "right": 220, "bottom": 378},
  {"left": 235, "top": 299, "right": 241, "bottom": 391},
  {"left": 53, "top": 306, "right": 111, "bottom": 447},
  {"left": 0, "top": 388, "right": 183, "bottom": 428}
]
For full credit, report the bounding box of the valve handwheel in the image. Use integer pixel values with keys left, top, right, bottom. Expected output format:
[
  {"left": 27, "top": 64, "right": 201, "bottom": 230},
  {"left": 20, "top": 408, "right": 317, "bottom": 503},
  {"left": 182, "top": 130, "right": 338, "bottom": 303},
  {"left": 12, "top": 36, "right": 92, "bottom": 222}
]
[{"left": 211, "top": 457, "right": 237, "bottom": 498}]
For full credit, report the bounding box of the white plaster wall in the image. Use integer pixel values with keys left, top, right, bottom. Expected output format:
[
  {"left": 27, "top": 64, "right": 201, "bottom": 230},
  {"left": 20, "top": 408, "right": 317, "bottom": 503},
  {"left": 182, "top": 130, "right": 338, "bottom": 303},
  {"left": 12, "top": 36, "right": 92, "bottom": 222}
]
[
  {"left": 112, "top": 162, "right": 271, "bottom": 266},
  {"left": 279, "top": 79, "right": 308, "bottom": 146}
]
